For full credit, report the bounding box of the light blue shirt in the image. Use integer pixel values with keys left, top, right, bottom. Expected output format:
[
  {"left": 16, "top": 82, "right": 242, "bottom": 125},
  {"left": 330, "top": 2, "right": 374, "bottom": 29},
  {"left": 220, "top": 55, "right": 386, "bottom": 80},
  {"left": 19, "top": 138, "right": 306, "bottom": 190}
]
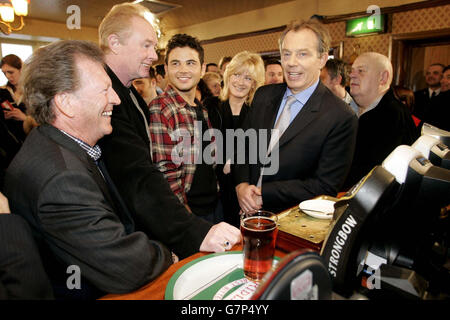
[{"left": 274, "top": 80, "right": 320, "bottom": 126}]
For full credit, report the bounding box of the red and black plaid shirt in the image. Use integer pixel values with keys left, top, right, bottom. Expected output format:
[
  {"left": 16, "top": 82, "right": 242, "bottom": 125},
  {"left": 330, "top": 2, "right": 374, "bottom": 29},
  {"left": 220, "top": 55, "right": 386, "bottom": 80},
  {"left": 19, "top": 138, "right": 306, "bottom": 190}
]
[{"left": 149, "top": 85, "right": 215, "bottom": 205}]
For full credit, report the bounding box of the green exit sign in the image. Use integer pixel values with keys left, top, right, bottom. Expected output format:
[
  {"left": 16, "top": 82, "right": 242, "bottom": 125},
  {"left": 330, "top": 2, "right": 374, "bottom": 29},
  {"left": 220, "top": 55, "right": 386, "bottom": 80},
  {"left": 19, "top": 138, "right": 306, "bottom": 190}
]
[{"left": 346, "top": 14, "right": 386, "bottom": 37}]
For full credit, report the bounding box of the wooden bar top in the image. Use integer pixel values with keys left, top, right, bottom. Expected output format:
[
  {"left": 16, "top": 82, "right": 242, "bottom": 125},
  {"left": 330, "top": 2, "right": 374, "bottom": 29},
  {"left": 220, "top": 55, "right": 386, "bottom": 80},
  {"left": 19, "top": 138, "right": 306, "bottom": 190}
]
[{"left": 100, "top": 245, "right": 286, "bottom": 300}]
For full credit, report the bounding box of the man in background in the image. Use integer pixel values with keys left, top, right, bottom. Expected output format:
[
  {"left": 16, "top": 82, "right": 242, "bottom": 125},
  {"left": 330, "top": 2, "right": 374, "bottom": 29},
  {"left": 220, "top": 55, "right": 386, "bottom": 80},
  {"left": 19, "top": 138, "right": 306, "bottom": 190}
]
[
  {"left": 320, "top": 58, "right": 358, "bottom": 115},
  {"left": 219, "top": 56, "right": 232, "bottom": 77},
  {"left": 264, "top": 58, "right": 284, "bottom": 84},
  {"left": 413, "top": 63, "right": 445, "bottom": 122},
  {"left": 206, "top": 63, "right": 219, "bottom": 73},
  {"left": 155, "top": 64, "right": 168, "bottom": 95},
  {"left": 132, "top": 66, "right": 158, "bottom": 105},
  {"left": 344, "top": 52, "right": 418, "bottom": 189}
]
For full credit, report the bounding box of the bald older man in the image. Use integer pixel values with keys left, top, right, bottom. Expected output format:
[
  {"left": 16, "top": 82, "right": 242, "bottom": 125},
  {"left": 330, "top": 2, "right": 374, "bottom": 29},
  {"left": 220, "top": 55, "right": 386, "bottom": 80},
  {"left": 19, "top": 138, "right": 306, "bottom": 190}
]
[{"left": 343, "top": 52, "right": 418, "bottom": 189}]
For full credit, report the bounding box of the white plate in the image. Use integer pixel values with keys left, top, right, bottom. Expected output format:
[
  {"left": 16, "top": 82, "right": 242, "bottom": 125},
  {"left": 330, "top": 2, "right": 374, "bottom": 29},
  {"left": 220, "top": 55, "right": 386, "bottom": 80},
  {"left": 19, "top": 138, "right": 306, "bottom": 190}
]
[
  {"left": 165, "top": 251, "right": 279, "bottom": 300},
  {"left": 299, "top": 199, "right": 335, "bottom": 220}
]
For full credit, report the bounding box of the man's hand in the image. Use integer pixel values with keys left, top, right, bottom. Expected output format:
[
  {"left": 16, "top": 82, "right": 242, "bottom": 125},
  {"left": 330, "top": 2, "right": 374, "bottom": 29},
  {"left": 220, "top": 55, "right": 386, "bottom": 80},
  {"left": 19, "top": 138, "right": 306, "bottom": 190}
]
[
  {"left": 0, "top": 192, "right": 11, "bottom": 214},
  {"left": 199, "top": 222, "right": 241, "bottom": 253},
  {"left": 236, "top": 182, "right": 262, "bottom": 213}
]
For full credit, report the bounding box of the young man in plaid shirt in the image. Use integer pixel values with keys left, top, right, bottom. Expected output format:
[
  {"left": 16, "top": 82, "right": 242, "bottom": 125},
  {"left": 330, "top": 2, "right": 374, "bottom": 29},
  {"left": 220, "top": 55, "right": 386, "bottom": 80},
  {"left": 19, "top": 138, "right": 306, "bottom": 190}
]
[{"left": 149, "top": 34, "right": 223, "bottom": 224}]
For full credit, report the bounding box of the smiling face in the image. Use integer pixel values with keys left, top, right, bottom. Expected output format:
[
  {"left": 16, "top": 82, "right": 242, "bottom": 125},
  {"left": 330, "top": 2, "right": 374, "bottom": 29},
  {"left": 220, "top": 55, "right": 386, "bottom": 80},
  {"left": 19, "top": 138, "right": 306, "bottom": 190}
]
[
  {"left": 70, "top": 57, "right": 121, "bottom": 146},
  {"left": 425, "top": 64, "right": 443, "bottom": 89},
  {"left": 1, "top": 63, "right": 21, "bottom": 87},
  {"left": 166, "top": 46, "right": 204, "bottom": 95},
  {"left": 280, "top": 29, "right": 327, "bottom": 94},
  {"left": 117, "top": 17, "right": 158, "bottom": 85},
  {"left": 441, "top": 69, "right": 450, "bottom": 92},
  {"left": 228, "top": 67, "right": 254, "bottom": 100},
  {"left": 265, "top": 63, "right": 283, "bottom": 84}
]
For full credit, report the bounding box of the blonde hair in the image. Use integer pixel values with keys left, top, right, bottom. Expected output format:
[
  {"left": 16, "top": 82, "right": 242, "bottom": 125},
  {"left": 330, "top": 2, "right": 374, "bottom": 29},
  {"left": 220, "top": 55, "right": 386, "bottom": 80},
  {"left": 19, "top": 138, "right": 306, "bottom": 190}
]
[
  {"left": 202, "top": 72, "right": 221, "bottom": 84},
  {"left": 99, "top": 3, "right": 151, "bottom": 52},
  {"left": 220, "top": 51, "right": 265, "bottom": 104}
]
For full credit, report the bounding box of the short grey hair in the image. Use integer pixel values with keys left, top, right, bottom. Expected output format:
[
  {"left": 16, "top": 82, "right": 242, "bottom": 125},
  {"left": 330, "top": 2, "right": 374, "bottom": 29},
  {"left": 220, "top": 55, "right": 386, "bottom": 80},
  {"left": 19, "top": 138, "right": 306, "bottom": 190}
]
[{"left": 21, "top": 40, "right": 104, "bottom": 125}]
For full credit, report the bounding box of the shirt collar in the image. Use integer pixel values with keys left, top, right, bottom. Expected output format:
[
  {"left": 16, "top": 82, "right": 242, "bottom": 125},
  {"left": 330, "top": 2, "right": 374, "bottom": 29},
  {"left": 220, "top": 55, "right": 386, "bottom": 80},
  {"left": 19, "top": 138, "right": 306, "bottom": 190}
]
[
  {"left": 284, "top": 79, "right": 319, "bottom": 104},
  {"left": 59, "top": 129, "right": 102, "bottom": 161},
  {"left": 359, "top": 93, "right": 384, "bottom": 117},
  {"left": 428, "top": 87, "right": 441, "bottom": 97},
  {"left": 165, "top": 84, "right": 202, "bottom": 108}
]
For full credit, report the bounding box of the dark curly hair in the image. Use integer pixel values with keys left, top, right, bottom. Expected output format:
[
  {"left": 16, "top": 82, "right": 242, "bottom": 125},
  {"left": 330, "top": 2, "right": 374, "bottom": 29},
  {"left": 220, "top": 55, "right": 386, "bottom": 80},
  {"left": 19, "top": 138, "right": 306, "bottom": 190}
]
[{"left": 164, "top": 33, "right": 204, "bottom": 65}]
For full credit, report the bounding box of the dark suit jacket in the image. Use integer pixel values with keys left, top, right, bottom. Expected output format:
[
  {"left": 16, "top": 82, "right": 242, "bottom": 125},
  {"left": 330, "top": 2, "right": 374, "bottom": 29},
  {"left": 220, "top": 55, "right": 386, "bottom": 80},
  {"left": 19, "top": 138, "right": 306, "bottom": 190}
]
[
  {"left": 418, "top": 90, "right": 449, "bottom": 132},
  {"left": 99, "top": 66, "right": 211, "bottom": 259},
  {"left": 344, "top": 89, "right": 419, "bottom": 189},
  {"left": 0, "top": 214, "right": 53, "bottom": 299},
  {"left": 234, "top": 82, "right": 358, "bottom": 213},
  {"left": 4, "top": 125, "right": 172, "bottom": 299},
  {"left": 413, "top": 88, "right": 441, "bottom": 122}
]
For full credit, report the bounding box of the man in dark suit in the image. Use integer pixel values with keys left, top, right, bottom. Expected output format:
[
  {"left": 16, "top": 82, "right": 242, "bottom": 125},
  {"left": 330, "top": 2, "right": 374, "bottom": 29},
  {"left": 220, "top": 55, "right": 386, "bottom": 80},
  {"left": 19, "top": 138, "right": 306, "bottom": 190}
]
[
  {"left": 4, "top": 40, "right": 173, "bottom": 299},
  {"left": 234, "top": 19, "right": 358, "bottom": 213},
  {"left": 0, "top": 192, "right": 54, "bottom": 299},
  {"left": 98, "top": 3, "right": 240, "bottom": 258},
  {"left": 413, "top": 63, "right": 445, "bottom": 123},
  {"left": 343, "top": 52, "right": 418, "bottom": 189}
]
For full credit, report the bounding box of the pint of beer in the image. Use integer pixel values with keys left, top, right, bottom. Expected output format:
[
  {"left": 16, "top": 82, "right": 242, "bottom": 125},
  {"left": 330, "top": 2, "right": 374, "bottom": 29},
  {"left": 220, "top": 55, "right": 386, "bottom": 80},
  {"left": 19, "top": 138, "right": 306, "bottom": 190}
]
[{"left": 240, "top": 210, "right": 278, "bottom": 281}]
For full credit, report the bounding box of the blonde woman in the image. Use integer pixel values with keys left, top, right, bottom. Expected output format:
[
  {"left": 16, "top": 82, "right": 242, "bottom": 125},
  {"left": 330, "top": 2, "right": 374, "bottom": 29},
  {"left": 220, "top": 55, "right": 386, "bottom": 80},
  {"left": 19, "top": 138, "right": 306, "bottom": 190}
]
[
  {"left": 203, "top": 51, "right": 265, "bottom": 226},
  {"left": 202, "top": 71, "right": 222, "bottom": 97}
]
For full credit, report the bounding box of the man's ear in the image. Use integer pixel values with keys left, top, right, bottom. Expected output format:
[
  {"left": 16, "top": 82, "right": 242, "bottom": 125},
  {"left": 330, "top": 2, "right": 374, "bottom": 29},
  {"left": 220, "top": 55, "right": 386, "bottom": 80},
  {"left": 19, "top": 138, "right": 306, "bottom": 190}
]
[
  {"left": 319, "top": 53, "right": 329, "bottom": 69},
  {"left": 54, "top": 92, "right": 75, "bottom": 118},
  {"left": 380, "top": 70, "right": 389, "bottom": 86},
  {"left": 107, "top": 34, "right": 121, "bottom": 55},
  {"left": 332, "top": 74, "right": 343, "bottom": 86}
]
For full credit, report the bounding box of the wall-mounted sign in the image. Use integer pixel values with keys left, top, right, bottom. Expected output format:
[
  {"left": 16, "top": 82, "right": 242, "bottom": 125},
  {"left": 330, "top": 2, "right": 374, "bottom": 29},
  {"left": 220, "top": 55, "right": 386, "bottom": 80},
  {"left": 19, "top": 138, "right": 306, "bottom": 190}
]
[{"left": 346, "top": 14, "right": 386, "bottom": 37}]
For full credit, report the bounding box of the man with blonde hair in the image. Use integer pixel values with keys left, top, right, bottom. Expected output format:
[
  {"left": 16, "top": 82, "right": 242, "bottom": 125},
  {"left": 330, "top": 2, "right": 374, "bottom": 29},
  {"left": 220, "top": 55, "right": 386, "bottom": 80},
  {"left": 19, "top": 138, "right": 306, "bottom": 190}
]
[
  {"left": 235, "top": 19, "right": 358, "bottom": 213},
  {"left": 98, "top": 3, "right": 240, "bottom": 259},
  {"left": 343, "top": 52, "right": 418, "bottom": 188}
]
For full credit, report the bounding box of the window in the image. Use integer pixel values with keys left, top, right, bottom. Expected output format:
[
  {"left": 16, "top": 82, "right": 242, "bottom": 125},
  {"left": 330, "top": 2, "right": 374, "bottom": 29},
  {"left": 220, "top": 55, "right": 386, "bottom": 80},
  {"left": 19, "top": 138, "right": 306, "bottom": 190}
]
[{"left": 0, "top": 43, "right": 33, "bottom": 86}]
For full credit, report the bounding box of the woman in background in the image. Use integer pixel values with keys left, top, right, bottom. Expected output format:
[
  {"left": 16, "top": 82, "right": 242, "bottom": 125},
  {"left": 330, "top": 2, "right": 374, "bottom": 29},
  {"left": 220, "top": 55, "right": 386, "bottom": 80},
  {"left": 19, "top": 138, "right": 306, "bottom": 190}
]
[
  {"left": 202, "top": 72, "right": 222, "bottom": 97},
  {"left": 393, "top": 85, "right": 420, "bottom": 127},
  {"left": 203, "top": 51, "right": 265, "bottom": 227},
  {"left": 0, "top": 54, "right": 36, "bottom": 141}
]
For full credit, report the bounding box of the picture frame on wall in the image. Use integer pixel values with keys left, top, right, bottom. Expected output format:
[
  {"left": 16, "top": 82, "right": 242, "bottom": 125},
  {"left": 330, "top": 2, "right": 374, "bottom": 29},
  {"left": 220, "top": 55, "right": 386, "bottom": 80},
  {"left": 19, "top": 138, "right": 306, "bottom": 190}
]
[{"left": 329, "top": 41, "right": 344, "bottom": 59}]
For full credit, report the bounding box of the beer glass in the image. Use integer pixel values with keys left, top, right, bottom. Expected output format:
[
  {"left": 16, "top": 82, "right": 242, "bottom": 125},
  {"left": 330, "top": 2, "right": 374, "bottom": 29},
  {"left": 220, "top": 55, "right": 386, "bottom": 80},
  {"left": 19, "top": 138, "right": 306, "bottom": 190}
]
[{"left": 240, "top": 210, "right": 278, "bottom": 281}]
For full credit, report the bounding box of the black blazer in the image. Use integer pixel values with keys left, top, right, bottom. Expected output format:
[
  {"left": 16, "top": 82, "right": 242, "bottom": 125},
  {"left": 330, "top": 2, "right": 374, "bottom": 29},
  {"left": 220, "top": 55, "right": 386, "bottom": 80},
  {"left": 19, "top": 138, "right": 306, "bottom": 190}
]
[
  {"left": 234, "top": 82, "right": 358, "bottom": 213},
  {"left": 413, "top": 88, "right": 441, "bottom": 121},
  {"left": 0, "top": 214, "right": 53, "bottom": 299},
  {"left": 99, "top": 66, "right": 212, "bottom": 259},
  {"left": 344, "top": 89, "right": 419, "bottom": 188},
  {"left": 5, "top": 125, "right": 172, "bottom": 298}
]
